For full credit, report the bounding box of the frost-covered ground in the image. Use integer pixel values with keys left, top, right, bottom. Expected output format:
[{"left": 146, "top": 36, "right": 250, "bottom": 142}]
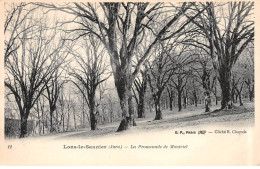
[
  {"left": 3, "top": 102, "right": 255, "bottom": 166},
  {"left": 15, "top": 102, "right": 254, "bottom": 141}
]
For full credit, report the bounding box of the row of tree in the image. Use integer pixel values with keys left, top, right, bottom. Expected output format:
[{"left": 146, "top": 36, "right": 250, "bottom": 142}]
[{"left": 4, "top": 2, "right": 254, "bottom": 137}]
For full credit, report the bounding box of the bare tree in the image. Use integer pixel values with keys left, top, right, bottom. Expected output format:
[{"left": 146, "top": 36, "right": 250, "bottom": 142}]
[
  {"left": 44, "top": 71, "right": 68, "bottom": 132},
  {"left": 69, "top": 35, "right": 111, "bottom": 130},
  {"left": 36, "top": 2, "right": 206, "bottom": 131},
  {"left": 231, "top": 72, "right": 244, "bottom": 106},
  {"left": 190, "top": 48, "right": 216, "bottom": 111},
  {"left": 170, "top": 69, "right": 190, "bottom": 112},
  {"left": 168, "top": 46, "right": 192, "bottom": 112},
  {"left": 166, "top": 86, "right": 175, "bottom": 111},
  {"left": 57, "top": 86, "right": 66, "bottom": 132},
  {"left": 190, "top": 79, "right": 200, "bottom": 107},
  {"left": 192, "top": 50, "right": 213, "bottom": 92},
  {"left": 65, "top": 92, "right": 73, "bottom": 131},
  {"left": 4, "top": 13, "right": 66, "bottom": 137},
  {"left": 133, "top": 68, "right": 148, "bottom": 118},
  {"left": 147, "top": 42, "right": 182, "bottom": 120},
  {"left": 4, "top": 3, "right": 39, "bottom": 63},
  {"left": 231, "top": 45, "right": 253, "bottom": 105},
  {"left": 186, "top": 2, "right": 254, "bottom": 109},
  {"left": 33, "top": 95, "right": 46, "bottom": 134},
  {"left": 244, "top": 44, "right": 254, "bottom": 102}
]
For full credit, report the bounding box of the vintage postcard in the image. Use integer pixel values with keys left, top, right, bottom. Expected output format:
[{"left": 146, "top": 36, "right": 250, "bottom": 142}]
[{"left": 0, "top": 0, "right": 259, "bottom": 166}]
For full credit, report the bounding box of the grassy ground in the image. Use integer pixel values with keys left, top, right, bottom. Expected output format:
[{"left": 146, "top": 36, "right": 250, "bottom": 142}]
[{"left": 18, "top": 101, "right": 254, "bottom": 140}]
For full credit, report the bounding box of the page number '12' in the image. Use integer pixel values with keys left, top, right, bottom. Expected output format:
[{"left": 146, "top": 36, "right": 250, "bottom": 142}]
[{"left": 8, "top": 145, "right": 12, "bottom": 149}]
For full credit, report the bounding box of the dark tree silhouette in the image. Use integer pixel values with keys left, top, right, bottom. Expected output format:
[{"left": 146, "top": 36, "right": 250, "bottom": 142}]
[
  {"left": 44, "top": 71, "right": 68, "bottom": 132},
  {"left": 147, "top": 42, "right": 184, "bottom": 119},
  {"left": 133, "top": 68, "right": 148, "bottom": 118},
  {"left": 36, "top": 2, "right": 206, "bottom": 131},
  {"left": 186, "top": 2, "right": 254, "bottom": 109},
  {"left": 4, "top": 3, "right": 38, "bottom": 63},
  {"left": 166, "top": 86, "right": 175, "bottom": 111},
  {"left": 69, "top": 35, "right": 111, "bottom": 130},
  {"left": 5, "top": 18, "right": 67, "bottom": 137}
]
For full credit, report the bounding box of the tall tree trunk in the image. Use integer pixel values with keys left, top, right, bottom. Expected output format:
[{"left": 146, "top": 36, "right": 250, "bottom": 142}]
[
  {"left": 238, "top": 93, "right": 243, "bottom": 106},
  {"left": 169, "top": 95, "right": 173, "bottom": 111},
  {"left": 193, "top": 90, "right": 198, "bottom": 107},
  {"left": 154, "top": 95, "right": 162, "bottom": 120},
  {"left": 38, "top": 112, "right": 41, "bottom": 134},
  {"left": 165, "top": 98, "right": 168, "bottom": 110},
  {"left": 167, "top": 89, "right": 174, "bottom": 111},
  {"left": 205, "top": 102, "right": 210, "bottom": 112},
  {"left": 20, "top": 115, "right": 28, "bottom": 138},
  {"left": 55, "top": 110, "right": 59, "bottom": 132},
  {"left": 245, "top": 79, "right": 254, "bottom": 102},
  {"left": 235, "top": 94, "right": 238, "bottom": 103},
  {"left": 128, "top": 95, "right": 136, "bottom": 126},
  {"left": 219, "top": 70, "right": 232, "bottom": 109},
  {"left": 137, "top": 92, "right": 145, "bottom": 118},
  {"left": 82, "top": 110, "right": 85, "bottom": 128},
  {"left": 82, "top": 95, "right": 85, "bottom": 128},
  {"left": 236, "top": 86, "right": 244, "bottom": 106},
  {"left": 50, "top": 112, "right": 53, "bottom": 132},
  {"left": 249, "top": 85, "right": 254, "bottom": 102},
  {"left": 116, "top": 75, "right": 135, "bottom": 131},
  {"left": 62, "top": 114, "right": 65, "bottom": 132},
  {"left": 90, "top": 113, "right": 97, "bottom": 130},
  {"left": 49, "top": 108, "right": 55, "bottom": 133},
  {"left": 214, "top": 85, "right": 218, "bottom": 105},
  {"left": 183, "top": 94, "right": 187, "bottom": 109},
  {"left": 231, "top": 88, "right": 236, "bottom": 103},
  {"left": 117, "top": 95, "right": 130, "bottom": 131},
  {"left": 177, "top": 89, "right": 182, "bottom": 112},
  {"left": 73, "top": 110, "right": 77, "bottom": 130},
  {"left": 42, "top": 109, "right": 45, "bottom": 134},
  {"left": 110, "top": 111, "right": 113, "bottom": 123},
  {"left": 148, "top": 101, "right": 153, "bottom": 113},
  {"left": 205, "top": 92, "right": 210, "bottom": 112},
  {"left": 89, "top": 98, "right": 97, "bottom": 130},
  {"left": 173, "top": 94, "right": 176, "bottom": 107},
  {"left": 66, "top": 112, "right": 70, "bottom": 131}
]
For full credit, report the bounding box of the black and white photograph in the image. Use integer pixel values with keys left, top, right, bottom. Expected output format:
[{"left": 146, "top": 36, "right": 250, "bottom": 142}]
[{"left": 0, "top": 1, "right": 259, "bottom": 166}]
